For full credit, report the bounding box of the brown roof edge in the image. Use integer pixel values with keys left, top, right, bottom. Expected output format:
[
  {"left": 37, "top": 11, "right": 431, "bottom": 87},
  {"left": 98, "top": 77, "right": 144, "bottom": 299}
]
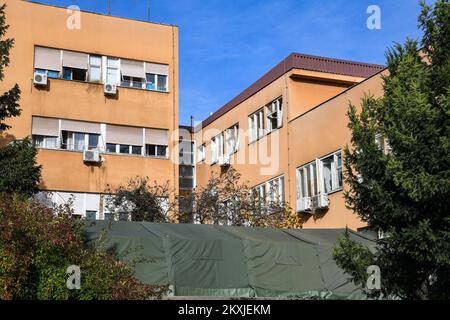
[{"left": 200, "top": 52, "right": 385, "bottom": 129}]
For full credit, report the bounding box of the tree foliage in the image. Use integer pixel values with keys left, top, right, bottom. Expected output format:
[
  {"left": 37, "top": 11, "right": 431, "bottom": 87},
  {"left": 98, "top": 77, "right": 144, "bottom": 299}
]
[
  {"left": 0, "top": 138, "right": 41, "bottom": 196},
  {"left": 177, "top": 167, "right": 302, "bottom": 228},
  {"left": 0, "top": 3, "right": 21, "bottom": 132},
  {"left": 0, "top": 194, "right": 167, "bottom": 300},
  {"left": 0, "top": 4, "right": 41, "bottom": 196},
  {"left": 105, "top": 176, "right": 174, "bottom": 222},
  {"left": 333, "top": 0, "right": 450, "bottom": 299}
]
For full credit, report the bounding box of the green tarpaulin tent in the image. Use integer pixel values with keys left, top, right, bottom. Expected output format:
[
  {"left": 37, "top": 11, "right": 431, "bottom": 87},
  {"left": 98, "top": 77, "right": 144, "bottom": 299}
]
[{"left": 84, "top": 222, "right": 376, "bottom": 299}]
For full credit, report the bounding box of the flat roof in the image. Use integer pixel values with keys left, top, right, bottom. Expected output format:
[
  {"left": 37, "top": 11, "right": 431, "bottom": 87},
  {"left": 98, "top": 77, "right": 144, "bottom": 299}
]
[
  {"left": 23, "top": 0, "right": 178, "bottom": 28},
  {"left": 200, "top": 53, "right": 385, "bottom": 129}
]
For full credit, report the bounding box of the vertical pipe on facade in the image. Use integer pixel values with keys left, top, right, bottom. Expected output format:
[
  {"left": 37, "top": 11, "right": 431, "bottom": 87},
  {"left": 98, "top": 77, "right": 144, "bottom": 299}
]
[
  {"left": 172, "top": 26, "right": 177, "bottom": 199},
  {"left": 284, "top": 56, "right": 292, "bottom": 207}
]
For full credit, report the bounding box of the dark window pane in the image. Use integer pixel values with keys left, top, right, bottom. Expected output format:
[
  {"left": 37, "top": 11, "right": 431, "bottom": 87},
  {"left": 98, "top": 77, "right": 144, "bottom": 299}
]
[
  {"left": 72, "top": 68, "right": 87, "bottom": 81},
  {"left": 104, "top": 212, "right": 113, "bottom": 221},
  {"left": 119, "top": 212, "right": 128, "bottom": 221},
  {"left": 63, "top": 67, "right": 72, "bottom": 80},
  {"left": 157, "top": 146, "right": 167, "bottom": 157},
  {"left": 131, "top": 145, "right": 142, "bottom": 155},
  {"left": 88, "top": 134, "right": 99, "bottom": 150},
  {"left": 47, "top": 70, "right": 60, "bottom": 79},
  {"left": 179, "top": 165, "right": 194, "bottom": 177},
  {"left": 106, "top": 143, "right": 116, "bottom": 153},
  {"left": 119, "top": 145, "right": 130, "bottom": 154},
  {"left": 132, "top": 77, "right": 143, "bottom": 89},
  {"left": 86, "top": 210, "right": 96, "bottom": 220},
  {"left": 146, "top": 144, "right": 156, "bottom": 156},
  {"left": 61, "top": 131, "right": 69, "bottom": 149},
  {"left": 157, "top": 75, "right": 167, "bottom": 91},
  {"left": 121, "top": 76, "right": 131, "bottom": 87},
  {"left": 146, "top": 73, "right": 156, "bottom": 90}
]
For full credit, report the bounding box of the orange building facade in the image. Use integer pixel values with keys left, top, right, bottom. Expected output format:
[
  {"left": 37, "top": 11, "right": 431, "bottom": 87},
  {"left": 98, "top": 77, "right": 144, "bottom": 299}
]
[
  {"left": 1, "top": 0, "right": 179, "bottom": 219},
  {"left": 1, "top": 1, "right": 389, "bottom": 230},
  {"left": 194, "top": 53, "right": 386, "bottom": 230}
]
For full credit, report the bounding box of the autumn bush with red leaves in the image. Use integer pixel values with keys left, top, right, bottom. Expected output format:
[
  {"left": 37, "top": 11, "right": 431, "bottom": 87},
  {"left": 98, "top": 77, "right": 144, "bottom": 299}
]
[{"left": 0, "top": 193, "right": 168, "bottom": 300}]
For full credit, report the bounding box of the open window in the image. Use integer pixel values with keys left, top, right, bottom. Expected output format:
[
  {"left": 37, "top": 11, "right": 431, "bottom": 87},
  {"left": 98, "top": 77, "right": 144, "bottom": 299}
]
[
  {"left": 266, "top": 97, "right": 283, "bottom": 132},
  {"left": 62, "top": 50, "right": 89, "bottom": 81},
  {"left": 226, "top": 123, "right": 239, "bottom": 155},
  {"left": 248, "top": 109, "right": 264, "bottom": 143}
]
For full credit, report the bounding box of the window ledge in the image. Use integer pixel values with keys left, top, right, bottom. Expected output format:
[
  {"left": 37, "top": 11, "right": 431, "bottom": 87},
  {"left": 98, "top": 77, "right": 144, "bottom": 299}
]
[
  {"left": 36, "top": 147, "right": 169, "bottom": 160},
  {"left": 45, "top": 77, "right": 170, "bottom": 93}
]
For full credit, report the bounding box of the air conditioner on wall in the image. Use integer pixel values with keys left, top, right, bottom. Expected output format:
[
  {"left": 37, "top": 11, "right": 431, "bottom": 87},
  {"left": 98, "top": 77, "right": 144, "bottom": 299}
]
[
  {"left": 104, "top": 83, "right": 117, "bottom": 95},
  {"left": 297, "top": 197, "right": 312, "bottom": 212},
  {"left": 83, "top": 150, "right": 101, "bottom": 163},
  {"left": 33, "top": 72, "right": 48, "bottom": 86},
  {"left": 311, "top": 193, "right": 329, "bottom": 210},
  {"left": 218, "top": 155, "right": 230, "bottom": 167}
]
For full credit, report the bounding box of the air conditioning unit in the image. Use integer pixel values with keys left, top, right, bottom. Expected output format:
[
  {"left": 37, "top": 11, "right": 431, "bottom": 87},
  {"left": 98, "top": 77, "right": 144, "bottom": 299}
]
[
  {"left": 33, "top": 72, "right": 48, "bottom": 86},
  {"left": 218, "top": 155, "right": 230, "bottom": 167},
  {"left": 311, "top": 193, "right": 329, "bottom": 210},
  {"left": 83, "top": 150, "right": 101, "bottom": 163},
  {"left": 104, "top": 83, "right": 117, "bottom": 95},
  {"left": 297, "top": 197, "right": 312, "bottom": 212}
]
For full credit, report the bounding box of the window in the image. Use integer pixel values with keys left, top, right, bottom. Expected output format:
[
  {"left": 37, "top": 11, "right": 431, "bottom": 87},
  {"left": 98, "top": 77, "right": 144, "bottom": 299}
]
[
  {"left": 106, "top": 57, "right": 120, "bottom": 85},
  {"left": 179, "top": 140, "right": 194, "bottom": 165},
  {"left": 320, "top": 152, "right": 342, "bottom": 193},
  {"left": 198, "top": 144, "right": 206, "bottom": 162},
  {"left": 119, "top": 144, "right": 130, "bottom": 154},
  {"left": 121, "top": 76, "right": 144, "bottom": 89},
  {"left": 211, "top": 133, "right": 224, "bottom": 164},
  {"left": 145, "top": 73, "right": 168, "bottom": 92},
  {"left": 252, "top": 176, "right": 284, "bottom": 206},
  {"left": 297, "top": 161, "right": 319, "bottom": 200},
  {"left": 157, "top": 75, "right": 167, "bottom": 91},
  {"left": 375, "top": 133, "right": 392, "bottom": 155},
  {"left": 145, "top": 73, "right": 156, "bottom": 90},
  {"left": 296, "top": 150, "right": 343, "bottom": 202},
  {"left": 266, "top": 97, "right": 283, "bottom": 132},
  {"left": 63, "top": 67, "right": 87, "bottom": 81},
  {"left": 267, "top": 176, "right": 285, "bottom": 203},
  {"left": 32, "top": 135, "right": 58, "bottom": 149},
  {"left": 252, "top": 184, "right": 266, "bottom": 201},
  {"left": 226, "top": 124, "right": 239, "bottom": 155},
  {"left": 248, "top": 109, "right": 264, "bottom": 143},
  {"left": 88, "top": 55, "right": 102, "bottom": 82},
  {"left": 145, "top": 144, "right": 168, "bottom": 158},
  {"left": 179, "top": 165, "right": 195, "bottom": 189},
  {"left": 106, "top": 143, "right": 117, "bottom": 153},
  {"left": 61, "top": 131, "right": 100, "bottom": 151},
  {"left": 85, "top": 210, "right": 97, "bottom": 221},
  {"left": 131, "top": 146, "right": 142, "bottom": 155}
]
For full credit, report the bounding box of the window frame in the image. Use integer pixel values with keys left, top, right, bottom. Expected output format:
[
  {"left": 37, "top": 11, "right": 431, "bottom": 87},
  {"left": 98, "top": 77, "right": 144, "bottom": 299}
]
[
  {"left": 211, "top": 132, "right": 224, "bottom": 164},
  {"left": 248, "top": 108, "right": 265, "bottom": 143},
  {"left": 266, "top": 97, "right": 283, "bottom": 133},
  {"left": 145, "top": 144, "right": 168, "bottom": 158},
  {"left": 61, "top": 131, "right": 100, "bottom": 151},
  {"left": 226, "top": 123, "right": 239, "bottom": 155},
  {"left": 197, "top": 144, "right": 206, "bottom": 163}
]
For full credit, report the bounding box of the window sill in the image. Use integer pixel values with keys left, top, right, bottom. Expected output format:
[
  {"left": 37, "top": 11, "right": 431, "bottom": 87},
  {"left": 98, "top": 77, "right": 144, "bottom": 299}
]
[
  {"left": 36, "top": 147, "right": 169, "bottom": 160},
  {"left": 44, "top": 77, "right": 170, "bottom": 93}
]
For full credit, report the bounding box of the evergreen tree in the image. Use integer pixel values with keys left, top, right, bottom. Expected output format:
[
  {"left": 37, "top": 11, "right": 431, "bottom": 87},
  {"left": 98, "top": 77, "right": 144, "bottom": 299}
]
[{"left": 333, "top": 0, "right": 450, "bottom": 299}]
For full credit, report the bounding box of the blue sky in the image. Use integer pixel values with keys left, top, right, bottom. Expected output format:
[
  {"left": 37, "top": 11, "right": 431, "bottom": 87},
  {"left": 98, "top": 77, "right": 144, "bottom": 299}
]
[{"left": 33, "top": 0, "right": 427, "bottom": 125}]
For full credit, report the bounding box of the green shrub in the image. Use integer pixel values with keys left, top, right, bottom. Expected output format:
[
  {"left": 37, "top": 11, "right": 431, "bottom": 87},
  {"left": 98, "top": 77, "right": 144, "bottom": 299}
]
[{"left": 0, "top": 193, "right": 168, "bottom": 300}]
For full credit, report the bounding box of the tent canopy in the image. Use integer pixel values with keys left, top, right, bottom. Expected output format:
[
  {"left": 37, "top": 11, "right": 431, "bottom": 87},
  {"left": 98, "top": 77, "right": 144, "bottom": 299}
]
[{"left": 84, "top": 222, "right": 376, "bottom": 299}]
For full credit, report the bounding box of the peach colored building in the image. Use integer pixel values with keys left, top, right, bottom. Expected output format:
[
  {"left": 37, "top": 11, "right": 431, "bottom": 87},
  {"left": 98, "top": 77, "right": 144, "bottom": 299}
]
[
  {"left": 1, "top": 0, "right": 179, "bottom": 219},
  {"left": 194, "top": 53, "right": 386, "bottom": 230}
]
